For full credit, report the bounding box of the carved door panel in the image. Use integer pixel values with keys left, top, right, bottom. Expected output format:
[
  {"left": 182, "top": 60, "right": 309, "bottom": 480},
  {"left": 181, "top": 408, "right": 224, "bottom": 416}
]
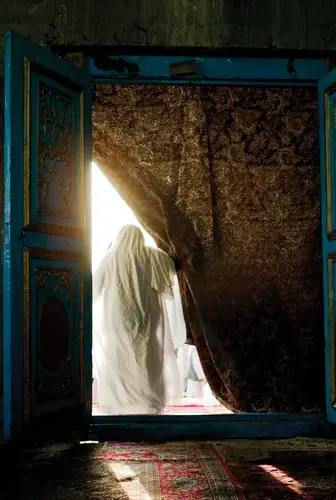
[
  {"left": 319, "top": 69, "right": 336, "bottom": 423},
  {"left": 3, "top": 31, "right": 92, "bottom": 440}
]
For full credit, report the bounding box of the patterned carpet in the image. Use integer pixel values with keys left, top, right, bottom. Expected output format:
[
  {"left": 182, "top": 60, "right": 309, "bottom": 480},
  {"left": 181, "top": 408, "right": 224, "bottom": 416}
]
[
  {"left": 230, "top": 453, "right": 336, "bottom": 499},
  {"left": 97, "top": 441, "right": 245, "bottom": 499},
  {"left": 3, "top": 438, "right": 336, "bottom": 498},
  {"left": 218, "top": 438, "right": 336, "bottom": 499}
]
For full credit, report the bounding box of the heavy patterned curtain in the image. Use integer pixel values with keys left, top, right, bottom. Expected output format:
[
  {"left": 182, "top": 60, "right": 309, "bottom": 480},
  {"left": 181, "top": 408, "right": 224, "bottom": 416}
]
[{"left": 92, "top": 85, "right": 323, "bottom": 412}]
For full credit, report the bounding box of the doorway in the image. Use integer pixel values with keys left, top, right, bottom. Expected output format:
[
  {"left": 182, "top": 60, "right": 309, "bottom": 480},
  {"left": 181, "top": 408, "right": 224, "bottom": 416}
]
[
  {"left": 91, "top": 161, "right": 228, "bottom": 415},
  {"left": 91, "top": 82, "right": 323, "bottom": 415},
  {"left": 2, "top": 33, "right": 329, "bottom": 440}
]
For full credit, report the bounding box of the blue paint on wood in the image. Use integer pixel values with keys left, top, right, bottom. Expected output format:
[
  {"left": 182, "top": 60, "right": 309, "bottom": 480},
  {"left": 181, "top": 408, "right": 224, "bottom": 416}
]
[
  {"left": 22, "top": 233, "right": 83, "bottom": 253},
  {"left": 3, "top": 30, "right": 22, "bottom": 444},
  {"left": 318, "top": 68, "right": 336, "bottom": 424},
  {"left": 88, "top": 55, "right": 327, "bottom": 85},
  {"left": 88, "top": 53, "right": 330, "bottom": 436},
  {"left": 29, "top": 257, "right": 82, "bottom": 418},
  {"left": 29, "top": 72, "right": 84, "bottom": 231},
  {"left": 82, "top": 78, "right": 93, "bottom": 422},
  {"left": 93, "top": 412, "right": 322, "bottom": 423},
  {"left": 3, "top": 31, "right": 92, "bottom": 442},
  {"left": 88, "top": 53, "right": 329, "bottom": 436},
  {"left": 90, "top": 413, "right": 324, "bottom": 441}
]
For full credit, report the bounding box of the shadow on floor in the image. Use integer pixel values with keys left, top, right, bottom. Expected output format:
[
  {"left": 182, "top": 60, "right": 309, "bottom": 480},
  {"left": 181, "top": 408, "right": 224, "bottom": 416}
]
[{"left": 2, "top": 438, "right": 336, "bottom": 499}]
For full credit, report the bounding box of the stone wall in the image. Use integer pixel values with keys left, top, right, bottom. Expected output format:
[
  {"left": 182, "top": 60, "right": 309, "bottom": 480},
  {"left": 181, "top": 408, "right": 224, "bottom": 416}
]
[{"left": 0, "top": 0, "right": 335, "bottom": 75}]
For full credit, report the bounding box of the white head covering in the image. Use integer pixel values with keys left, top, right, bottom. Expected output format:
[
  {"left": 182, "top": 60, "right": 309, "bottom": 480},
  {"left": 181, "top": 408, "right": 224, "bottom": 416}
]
[{"left": 105, "top": 225, "right": 152, "bottom": 334}]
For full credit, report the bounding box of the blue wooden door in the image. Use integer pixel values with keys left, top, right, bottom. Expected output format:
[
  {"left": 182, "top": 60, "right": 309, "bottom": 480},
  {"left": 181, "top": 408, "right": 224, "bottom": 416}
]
[
  {"left": 319, "top": 69, "right": 336, "bottom": 423},
  {"left": 3, "top": 31, "right": 92, "bottom": 440}
]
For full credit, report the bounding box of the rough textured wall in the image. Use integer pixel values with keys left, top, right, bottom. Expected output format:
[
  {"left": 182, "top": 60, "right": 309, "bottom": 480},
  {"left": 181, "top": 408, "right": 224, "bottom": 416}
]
[
  {"left": 93, "top": 85, "right": 323, "bottom": 412},
  {"left": 0, "top": 0, "right": 336, "bottom": 73}
]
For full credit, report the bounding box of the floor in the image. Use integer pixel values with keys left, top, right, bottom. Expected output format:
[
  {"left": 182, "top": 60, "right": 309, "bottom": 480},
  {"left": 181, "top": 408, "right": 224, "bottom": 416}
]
[
  {"left": 92, "top": 378, "right": 232, "bottom": 415},
  {"left": 2, "top": 437, "right": 336, "bottom": 499},
  {"left": 92, "top": 397, "right": 231, "bottom": 415}
]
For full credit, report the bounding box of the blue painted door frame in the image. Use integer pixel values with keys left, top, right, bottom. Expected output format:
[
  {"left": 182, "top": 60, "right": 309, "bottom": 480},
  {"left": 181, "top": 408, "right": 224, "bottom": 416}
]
[
  {"left": 319, "top": 69, "right": 336, "bottom": 425},
  {"left": 87, "top": 54, "right": 332, "bottom": 440},
  {"left": 87, "top": 54, "right": 327, "bottom": 86},
  {"left": 3, "top": 41, "right": 334, "bottom": 441},
  {"left": 3, "top": 31, "right": 92, "bottom": 442}
]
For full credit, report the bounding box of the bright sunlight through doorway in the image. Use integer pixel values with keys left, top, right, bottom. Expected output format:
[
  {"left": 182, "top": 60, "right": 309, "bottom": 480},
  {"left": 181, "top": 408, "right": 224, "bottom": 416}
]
[{"left": 91, "top": 162, "right": 228, "bottom": 415}]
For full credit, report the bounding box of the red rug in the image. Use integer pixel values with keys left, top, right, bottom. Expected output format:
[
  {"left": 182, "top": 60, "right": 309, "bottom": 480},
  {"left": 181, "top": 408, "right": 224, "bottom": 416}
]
[{"left": 97, "top": 441, "right": 245, "bottom": 499}]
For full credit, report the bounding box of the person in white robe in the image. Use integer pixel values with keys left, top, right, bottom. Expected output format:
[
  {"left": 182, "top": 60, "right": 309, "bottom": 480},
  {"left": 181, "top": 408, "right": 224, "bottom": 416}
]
[{"left": 92, "top": 224, "right": 186, "bottom": 414}]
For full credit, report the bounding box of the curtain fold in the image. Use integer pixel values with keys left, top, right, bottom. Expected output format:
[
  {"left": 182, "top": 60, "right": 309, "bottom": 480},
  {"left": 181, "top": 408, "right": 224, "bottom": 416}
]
[{"left": 93, "top": 84, "right": 323, "bottom": 412}]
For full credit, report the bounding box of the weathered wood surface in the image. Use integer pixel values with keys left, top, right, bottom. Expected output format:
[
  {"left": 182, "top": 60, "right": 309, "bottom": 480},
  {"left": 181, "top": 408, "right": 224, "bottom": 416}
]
[
  {"left": 0, "top": 80, "right": 3, "bottom": 406},
  {"left": 0, "top": 0, "right": 336, "bottom": 64},
  {"left": 91, "top": 413, "right": 324, "bottom": 441}
]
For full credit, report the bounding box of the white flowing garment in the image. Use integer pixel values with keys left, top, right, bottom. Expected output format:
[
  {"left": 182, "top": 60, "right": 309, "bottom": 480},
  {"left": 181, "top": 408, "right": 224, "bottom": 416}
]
[{"left": 92, "top": 225, "right": 186, "bottom": 414}]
